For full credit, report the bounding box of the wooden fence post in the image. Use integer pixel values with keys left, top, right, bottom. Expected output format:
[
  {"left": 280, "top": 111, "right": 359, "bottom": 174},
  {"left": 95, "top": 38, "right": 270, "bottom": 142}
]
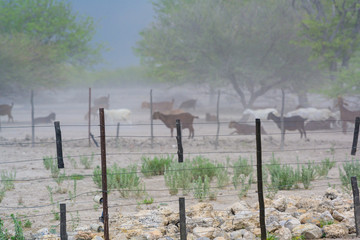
[
  {"left": 351, "top": 177, "right": 360, "bottom": 237},
  {"left": 351, "top": 117, "right": 360, "bottom": 155},
  {"left": 256, "top": 119, "right": 266, "bottom": 240},
  {"left": 88, "top": 88, "right": 92, "bottom": 147},
  {"left": 116, "top": 122, "right": 120, "bottom": 142},
  {"left": 215, "top": 90, "right": 221, "bottom": 149},
  {"left": 31, "top": 90, "right": 35, "bottom": 147},
  {"left": 99, "top": 108, "right": 109, "bottom": 240},
  {"left": 60, "top": 203, "right": 67, "bottom": 240},
  {"left": 179, "top": 197, "right": 187, "bottom": 240},
  {"left": 176, "top": 119, "right": 183, "bottom": 163},
  {"left": 54, "top": 121, "right": 64, "bottom": 168}
]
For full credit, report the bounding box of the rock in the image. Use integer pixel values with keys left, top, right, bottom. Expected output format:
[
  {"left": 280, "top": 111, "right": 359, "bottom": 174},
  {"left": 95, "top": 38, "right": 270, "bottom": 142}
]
[
  {"left": 212, "top": 229, "right": 230, "bottom": 240},
  {"left": 193, "top": 227, "right": 215, "bottom": 238},
  {"left": 323, "top": 223, "right": 348, "bottom": 238},
  {"left": 273, "top": 197, "right": 287, "bottom": 212},
  {"left": 91, "top": 236, "right": 103, "bottom": 240},
  {"left": 266, "top": 219, "right": 281, "bottom": 233},
  {"left": 232, "top": 210, "right": 258, "bottom": 230},
  {"left": 90, "top": 224, "right": 103, "bottom": 232},
  {"left": 144, "top": 229, "right": 163, "bottom": 239},
  {"left": 299, "top": 212, "right": 321, "bottom": 226},
  {"left": 284, "top": 218, "right": 301, "bottom": 231},
  {"left": 332, "top": 210, "right": 345, "bottom": 222},
  {"left": 320, "top": 210, "right": 334, "bottom": 222},
  {"left": 42, "top": 235, "right": 59, "bottom": 240},
  {"left": 296, "top": 198, "right": 320, "bottom": 210},
  {"left": 37, "top": 228, "right": 50, "bottom": 236},
  {"left": 324, "top": 188, "right": 341, "bottom": 200},
  {"left": 342, "top": 218, "right": 356, "bottom": 234},
  {"left": 229, "top": 229, "right": 256, "bottom": 240},
  {"left": 274, "top": 227, "right": 292, "bottom": 240},
  {"left": 188, "top": 203, "right": 214, "bottom": 218},
  {"left": 317, "top": 200, "right": 335, "bottom": 214},
  {"left": 227, "top": 201, "right": 250, "bottom": 215},
  {"left": 292, "top": 223, "right": 322, "bottom": 239},
  {"left": 74, "top": 231, "right": 97, "bottom": 240}
]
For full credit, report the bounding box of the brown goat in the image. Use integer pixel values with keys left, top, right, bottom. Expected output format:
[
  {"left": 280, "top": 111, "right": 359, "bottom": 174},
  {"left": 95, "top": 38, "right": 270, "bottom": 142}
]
[
  {"left": 337, "top": 96, "right": 360, "bottom": 134},
  {"left": 267, "top": 112, "right": 307, "bottom": 139},
  {"left": 34, "top": 113, "right": 56, "bottom": 125},
  {"left": 0, "top": 102, "right": 14, "bottom": 122},
  {"left": 94, "top": 94, "right": 110, "bottom": 109},
  {"left": 229, "top": 121, "right": 267, "bottom": 135},
  {"left": 142, "top": 99, "right": 174, "bottom": 112},
  {"left": 152, "top": 111, "right": 198, "bottom": 138},
  {"left": 179, "top": 99, "right": 197, "bottom": 109},
  {"left": 205, "top": 113, "right": 217, "bottom": 122}
]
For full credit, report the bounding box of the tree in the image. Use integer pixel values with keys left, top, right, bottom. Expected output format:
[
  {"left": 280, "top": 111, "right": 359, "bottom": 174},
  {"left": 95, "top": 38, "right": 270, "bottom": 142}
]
[
  {"left": 294, "top": 0, "right": 360, "bottom": 96},
  {"left": 0, "top": 0, "right": 102, "bottom": 96},
  {"left": 135, "top": 0, "right": 321, "bottom": 108}
]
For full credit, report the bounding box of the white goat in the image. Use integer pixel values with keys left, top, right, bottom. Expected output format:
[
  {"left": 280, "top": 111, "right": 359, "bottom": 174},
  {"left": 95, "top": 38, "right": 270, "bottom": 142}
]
[
  {"left": 242, "top": 108, "right": 279, "bottom": 122},
  {"left": 286, "top": 108, "right": 336, "bottom": 121},
  {"left": 104, "top": 109, "right": 132, "bottom": 124},
  {"left": 286, "top": 107, "right": 338, "bottom": 128}
]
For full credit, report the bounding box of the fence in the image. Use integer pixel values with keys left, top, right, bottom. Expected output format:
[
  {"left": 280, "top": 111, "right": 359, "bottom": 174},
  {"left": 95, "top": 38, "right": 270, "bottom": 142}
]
[{"left": 0, "top": 113, "right": 359, "bottom": 239}]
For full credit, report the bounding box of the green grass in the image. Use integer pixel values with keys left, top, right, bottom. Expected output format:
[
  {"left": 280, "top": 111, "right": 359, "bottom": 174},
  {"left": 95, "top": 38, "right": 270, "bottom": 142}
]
[{"left": 141, "top": 155, "right": 174, "bottom": 177}]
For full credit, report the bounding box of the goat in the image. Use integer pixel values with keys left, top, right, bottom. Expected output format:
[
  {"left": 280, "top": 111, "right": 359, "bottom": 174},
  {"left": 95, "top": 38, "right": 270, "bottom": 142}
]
[
  {"left": 163, "top": 109, "right": 185, "bottom": 115},
  {"left": 34, "top": 113, "right": 56, "bottom": 125},
  {"left": 141, "top": 99, "right": 175, "bottom": 112},
  {"left": 242, "top": 108, "right": 279, "bottom": 122},
  {"left": 206, "top": 113, "right": 217, "bottom": 122},
  {"left": 152, "top": 111, "right": 198, "bottom": 138},
  {"left": 229, "top": 121, "right": 267, "bottom": 135},
  {"left": 0, "top": 102, "right": 14, "bottom": 122},
  {"left": 305, "top": 119, "right": 334, "bottom": 131},
  {"left": 286, "top": 107, "right": 337, "bottom": 123},
  {"left": 337, "top": 96, "right": 360, "bottom": 134},
  {"left": 94, "top": 94, "right": 110, "bottom": 109},
  {"left": 267, "top": 112, "right": 307, "bottom": 139},
  {"left": 179, "top": 99, "right": 197, "bottom": 109},
  {"left": 104, "top": 108, "right": 132, "bottom": 124}
]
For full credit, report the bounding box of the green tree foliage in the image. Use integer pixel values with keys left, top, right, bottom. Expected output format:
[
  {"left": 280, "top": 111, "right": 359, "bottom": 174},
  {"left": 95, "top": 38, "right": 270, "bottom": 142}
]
[
  {"left": 0, "top": 0, "right": 102, "bottom": 96},
  {"left": 135, "top": 0, "right": 320, "bottom": 108},
  {"left": 295, "top": 0, "right": 360, "bottom": 96}
]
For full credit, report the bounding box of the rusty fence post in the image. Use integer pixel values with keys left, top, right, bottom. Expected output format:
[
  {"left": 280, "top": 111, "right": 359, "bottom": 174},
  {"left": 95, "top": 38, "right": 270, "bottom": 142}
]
[
  {"left": 256, "top": 119, "right": 266, "bottom": 240},
  {"left": 99, "top": 108, "right": 109, "bottom": 240}
]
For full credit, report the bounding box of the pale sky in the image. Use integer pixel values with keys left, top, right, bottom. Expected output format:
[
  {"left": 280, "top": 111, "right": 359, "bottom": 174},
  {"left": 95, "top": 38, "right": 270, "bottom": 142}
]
[{"left": 70, "top": 0, "right": 154, "bottom": 69}]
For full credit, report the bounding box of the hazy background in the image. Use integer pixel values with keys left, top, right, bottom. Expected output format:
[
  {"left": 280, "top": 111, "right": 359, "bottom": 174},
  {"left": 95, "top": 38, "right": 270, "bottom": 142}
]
[{"left": 71, "top": 0, "right": 154, "bottom": 69}]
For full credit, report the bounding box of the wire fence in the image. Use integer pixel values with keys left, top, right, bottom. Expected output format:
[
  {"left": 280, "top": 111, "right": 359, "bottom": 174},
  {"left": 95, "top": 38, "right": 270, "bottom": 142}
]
[{"left": 0, "top": 117, "right": 359, "bottom": 239}]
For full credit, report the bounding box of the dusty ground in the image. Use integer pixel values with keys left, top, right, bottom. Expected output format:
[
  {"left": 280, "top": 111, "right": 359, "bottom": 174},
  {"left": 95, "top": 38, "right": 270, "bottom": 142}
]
[{"left": 0, "top": 86, "right": 357, "bottom": 237}]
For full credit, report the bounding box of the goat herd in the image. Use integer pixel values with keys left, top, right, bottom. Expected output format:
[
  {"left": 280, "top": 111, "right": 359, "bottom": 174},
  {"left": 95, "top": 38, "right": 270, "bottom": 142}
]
[{"left": 0, "top": 95, "right": 358, "bottom": 140}]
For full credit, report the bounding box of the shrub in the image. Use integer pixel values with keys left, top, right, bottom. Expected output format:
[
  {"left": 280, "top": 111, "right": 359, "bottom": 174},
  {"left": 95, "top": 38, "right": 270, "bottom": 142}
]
[
  {"left": 190, "top": 156, "right": 217, "bottom": 182},
  {"left": 164, "top": 161, "right": 192, "bottom": 195},
  {"left": 193, "top": 176, "right": 210, "bottom": 201},
  {"left": 215, "top": 163, "right": 230, "bottom": 188},
  {"left": 43, "top": 156, "right": 54, "bottom": 170},
  {"left": 301, "top": 163, "right": 315, "bottom": 189},
  {"left": 266, "top": 155, "right": 296, "bottom": 190},
  {"left": 339, "top": 157, "right": 360, "bottom": 191},
  {"left": 80, "top": 153, "right": 94, "bottom": 169},
  {"left": 141, "top": 155, "right": 174, "bottom": 177},
  {"left": 1, "top": 170, "right": 16, "bottom": 191},
  {"left": 232, "top": 157, "right": 253, "bottom": 189},
  {"left": 93, "top": 164, "right": 145, "bottom": 198},
  {"left": 315, "top": 157, "right": 335, "bottom": 178}
]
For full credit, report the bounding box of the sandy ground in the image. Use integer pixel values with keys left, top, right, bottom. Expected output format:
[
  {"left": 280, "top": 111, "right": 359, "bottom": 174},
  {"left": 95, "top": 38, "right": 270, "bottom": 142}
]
[{"left": 0, "top": 86, "right": 357, "bottom": 237}]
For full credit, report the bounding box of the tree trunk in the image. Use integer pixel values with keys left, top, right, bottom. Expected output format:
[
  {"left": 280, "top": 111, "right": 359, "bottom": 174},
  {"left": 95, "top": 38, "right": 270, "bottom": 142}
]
[{"left": 297, "top": 92, "right": 309, "bottom": 108}]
